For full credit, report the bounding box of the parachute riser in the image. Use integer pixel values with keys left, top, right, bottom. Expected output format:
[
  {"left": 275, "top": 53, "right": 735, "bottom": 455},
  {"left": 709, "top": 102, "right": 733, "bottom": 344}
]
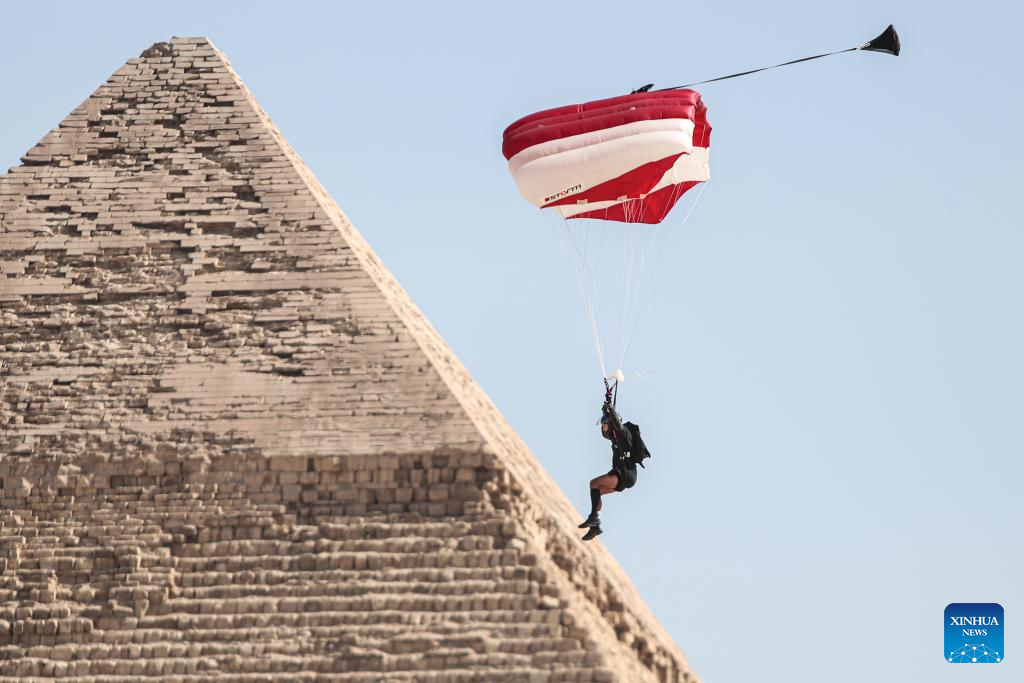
[{"left": 603, "top": 377, "right": 619, "bottom": 409}]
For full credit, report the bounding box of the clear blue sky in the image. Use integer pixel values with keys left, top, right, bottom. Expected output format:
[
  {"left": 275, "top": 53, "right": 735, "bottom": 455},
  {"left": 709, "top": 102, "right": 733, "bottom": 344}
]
[{"left": 3, "top": 2, "right": 1021, "bottom": 681}]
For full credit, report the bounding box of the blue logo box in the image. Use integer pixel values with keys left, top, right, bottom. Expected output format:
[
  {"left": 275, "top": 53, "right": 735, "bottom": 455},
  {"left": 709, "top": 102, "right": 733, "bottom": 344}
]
[{"left": 945, "top": 603, "right": 1003, "bottom": 663}]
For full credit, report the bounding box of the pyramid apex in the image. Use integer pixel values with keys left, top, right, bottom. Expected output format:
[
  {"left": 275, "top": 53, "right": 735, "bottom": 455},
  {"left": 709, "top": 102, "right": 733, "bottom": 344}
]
[{"left": 138, "top": 37, "right": 217, "bottom": 59}]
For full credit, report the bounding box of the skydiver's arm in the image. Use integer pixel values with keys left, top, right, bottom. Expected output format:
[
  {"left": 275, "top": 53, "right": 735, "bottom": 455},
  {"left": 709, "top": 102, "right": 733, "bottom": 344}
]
[{"left": 602, "top": 403, "right": 634, "bottom": 450}]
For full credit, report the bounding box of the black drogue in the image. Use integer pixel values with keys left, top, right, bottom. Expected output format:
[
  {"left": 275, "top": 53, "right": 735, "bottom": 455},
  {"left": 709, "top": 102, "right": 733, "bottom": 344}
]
[{"left": 862, "top": 25, "right": 901, "bottom": 56}]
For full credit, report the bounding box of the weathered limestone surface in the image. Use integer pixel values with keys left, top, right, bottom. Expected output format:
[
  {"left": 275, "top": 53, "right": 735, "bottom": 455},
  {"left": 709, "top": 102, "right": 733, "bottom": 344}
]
[{"left": 0, "top": 38, "right": 699, "bottom": 682}]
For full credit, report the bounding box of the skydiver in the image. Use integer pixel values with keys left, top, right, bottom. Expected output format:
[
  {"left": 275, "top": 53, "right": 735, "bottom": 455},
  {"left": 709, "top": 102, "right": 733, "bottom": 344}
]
[{"left": 578, "top": 383, "right": 650, "bottom": 541}]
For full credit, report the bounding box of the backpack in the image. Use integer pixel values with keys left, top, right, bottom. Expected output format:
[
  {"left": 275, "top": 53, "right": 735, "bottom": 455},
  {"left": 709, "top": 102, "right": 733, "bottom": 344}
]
[{"left": 623, "top": 422, "right": 651, "bottom": 468}]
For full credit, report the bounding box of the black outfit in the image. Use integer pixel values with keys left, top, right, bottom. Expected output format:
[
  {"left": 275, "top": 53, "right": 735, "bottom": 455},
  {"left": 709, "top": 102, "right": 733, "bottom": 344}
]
[
  {"left": 603, "top": 406, "right": 638, "bottom": 491},
  {"left": 609, "top": 465, "right": 637, "bottom": 492}
]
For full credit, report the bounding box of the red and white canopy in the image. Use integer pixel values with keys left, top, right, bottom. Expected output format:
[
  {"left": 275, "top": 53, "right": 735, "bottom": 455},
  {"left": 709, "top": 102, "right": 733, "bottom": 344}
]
[{"left": 502, "top": 90, "right": 711, "bottom": 224}]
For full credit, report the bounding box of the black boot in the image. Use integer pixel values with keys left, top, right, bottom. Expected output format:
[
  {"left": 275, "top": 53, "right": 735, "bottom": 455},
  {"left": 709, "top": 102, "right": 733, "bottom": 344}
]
[
  {"left": 582, "top": 525, "right": 603, "bottom": 541},
  {"left": 578, "top": 487, "right": 602, "bottom": 528}
]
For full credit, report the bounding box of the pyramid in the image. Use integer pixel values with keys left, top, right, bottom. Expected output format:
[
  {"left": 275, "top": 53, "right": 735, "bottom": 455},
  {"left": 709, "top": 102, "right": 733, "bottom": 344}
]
[{"left": 0, "top": 38, "right": 698, "bottom": 682}]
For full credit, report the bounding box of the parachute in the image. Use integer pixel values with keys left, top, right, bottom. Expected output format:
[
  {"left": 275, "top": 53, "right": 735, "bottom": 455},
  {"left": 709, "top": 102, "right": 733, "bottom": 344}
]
[
  {"left": 501, "top": 25, "right": 898, "bottom": 385},
  {"left": 502, "top": 90, "right": 711, "bottom": 224},
  {"left": 501, "top": 90, "right": 712, "bottom": 381}
]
